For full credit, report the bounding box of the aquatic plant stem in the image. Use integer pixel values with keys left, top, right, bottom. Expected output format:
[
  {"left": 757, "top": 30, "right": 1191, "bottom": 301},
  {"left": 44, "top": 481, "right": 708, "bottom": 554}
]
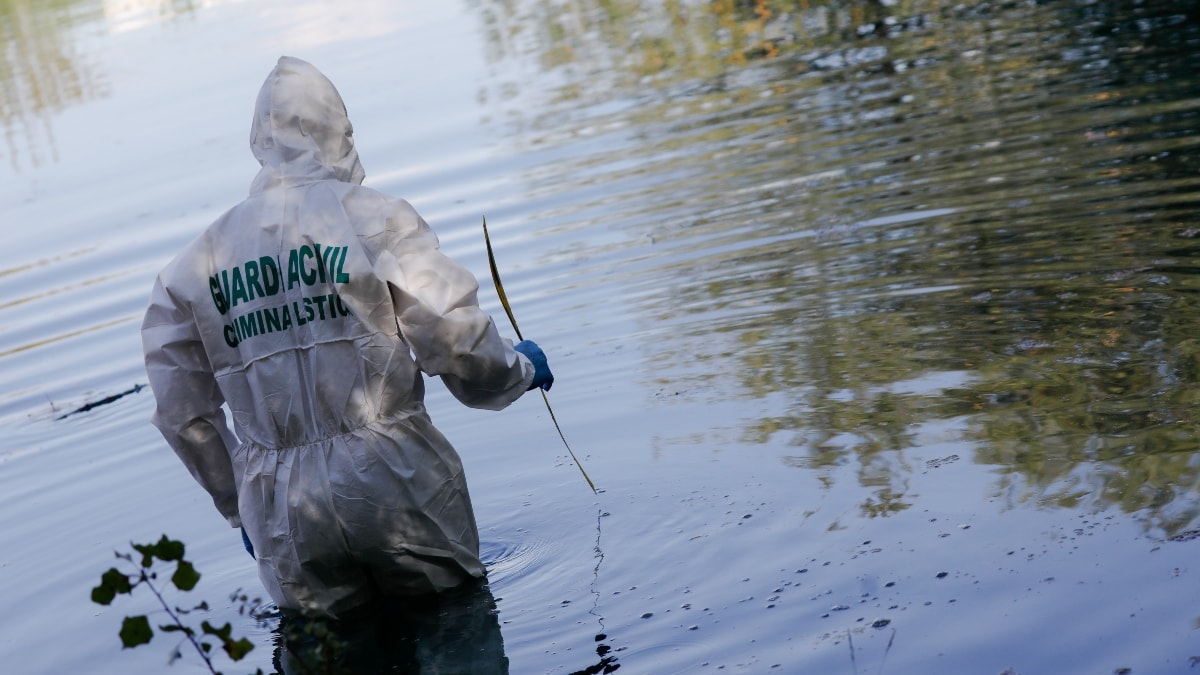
[
  {"left": 483, "top": 216, "right": 598, "bottom": 494},
  {"left": 138, "top": 570, "right": 218, "bottom": 674}
]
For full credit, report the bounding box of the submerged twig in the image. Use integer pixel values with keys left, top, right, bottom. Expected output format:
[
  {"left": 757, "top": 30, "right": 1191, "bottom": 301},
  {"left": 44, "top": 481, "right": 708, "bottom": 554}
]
[
  {"left": 482, "top": 216, "right": 597, "bottom": 494},
  {"left": 57, "top": 383, "right": 146, "bottom": 420}
]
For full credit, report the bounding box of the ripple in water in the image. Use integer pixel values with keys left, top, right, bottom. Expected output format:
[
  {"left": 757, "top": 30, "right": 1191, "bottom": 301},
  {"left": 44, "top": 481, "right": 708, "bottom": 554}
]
[{"left": 480, "top": 537, "right": 556, "bottom": 586}]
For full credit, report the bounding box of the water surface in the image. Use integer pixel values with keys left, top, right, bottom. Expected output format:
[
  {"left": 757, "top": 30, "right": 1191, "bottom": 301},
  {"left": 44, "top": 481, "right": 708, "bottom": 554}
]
[{"left": 2, "top": 0, "right": 1200, "bottom": 673}]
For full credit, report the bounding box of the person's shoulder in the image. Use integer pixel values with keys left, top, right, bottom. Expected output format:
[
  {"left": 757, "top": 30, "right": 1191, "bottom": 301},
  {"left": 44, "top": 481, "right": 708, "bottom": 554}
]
[
  {"left": 341, "top": 182, "right": 414, "bottom": 208},
  {"left": 339, "top": 183, "right": 422, "bottom": 223}
]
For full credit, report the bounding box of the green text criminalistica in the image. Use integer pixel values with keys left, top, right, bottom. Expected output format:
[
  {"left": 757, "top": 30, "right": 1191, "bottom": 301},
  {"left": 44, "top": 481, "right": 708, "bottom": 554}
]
[{"left": 209, "top": 243, "right": 353, "bottom": 348}]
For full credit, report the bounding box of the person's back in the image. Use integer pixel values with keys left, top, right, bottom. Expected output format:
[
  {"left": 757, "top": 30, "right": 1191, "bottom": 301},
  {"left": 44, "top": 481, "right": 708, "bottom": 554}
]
[{"left": 142, "top": 56, "right": 552, "bottom": 618}]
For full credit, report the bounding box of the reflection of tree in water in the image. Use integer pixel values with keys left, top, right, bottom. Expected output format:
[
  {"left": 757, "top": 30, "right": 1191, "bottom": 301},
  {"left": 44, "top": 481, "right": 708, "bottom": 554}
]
[
  {"left": 0, "top": 0, "right": 105, "bottom": 171},
  {"left": 473, "top": 0, "right": 915, "bottom": 84},
  {"left": 469, "top": 0, "right": 1200, "bottom": 533},
  {"left": 0, "top": 0, "right": 211, "bottom": 172}
]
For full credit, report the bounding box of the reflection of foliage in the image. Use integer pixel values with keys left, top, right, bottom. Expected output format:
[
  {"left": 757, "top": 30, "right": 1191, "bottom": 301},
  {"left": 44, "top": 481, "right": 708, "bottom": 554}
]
[
  {"left": 0, "top": 0, "right": 108, "bottom": 170},
  {"left": 475, "top": 0, "right": 932, "bottom": 87},
  {"left": 471, "top": 0, "right": 1200, "bottom": 531},
  {"left": 0, "top": 0, "right": 210, "bottom": 171},
  {"left": 861, "top": 487, "right": 910, "bottom": 518}
]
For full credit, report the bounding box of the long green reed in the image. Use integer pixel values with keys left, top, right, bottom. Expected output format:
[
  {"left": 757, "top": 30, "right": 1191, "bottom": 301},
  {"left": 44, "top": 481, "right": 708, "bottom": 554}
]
[{"left": 483, "top": 216, "right": 598, "bottom": 494}]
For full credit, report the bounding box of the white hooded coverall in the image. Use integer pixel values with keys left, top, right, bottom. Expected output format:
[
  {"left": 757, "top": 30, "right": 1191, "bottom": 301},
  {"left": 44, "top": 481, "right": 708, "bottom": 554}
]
[{"left": 141, "top": 56, "right": 534, "bottom": 616}]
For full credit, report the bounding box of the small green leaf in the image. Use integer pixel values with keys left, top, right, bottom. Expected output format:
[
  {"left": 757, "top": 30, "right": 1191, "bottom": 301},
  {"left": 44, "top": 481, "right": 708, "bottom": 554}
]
[
  {"left": 131, "top": 543, "right": 155, "bottom": 568},
  {"left": 91, "top": 584, "right": 115, "bottom": 606},
  {"left": 171, "top": 560, "right": 200, "bottom": 591},
  {"left": 119, "top": 615, "right": 153, "bottom": 648},
  {"left": 200, "top": 620, "right": 255, "bottom": 660},
  {"left": 201, "top": 620, "right": 233, "bottom": 640},
  {"left": 132, "top": 535, "right": 186, "bottom": 566},
  {"left": 104, "top": 567, "right": 133, "bottom": 593},
  {"left": 225, "top": 637, "right": 255, "bottom": 661},
  {"left": 91, "top": 568, "right": 133, "bottom": 605},
  {"left": 153, "top": 535, "right": 186, "bottom": 562}
]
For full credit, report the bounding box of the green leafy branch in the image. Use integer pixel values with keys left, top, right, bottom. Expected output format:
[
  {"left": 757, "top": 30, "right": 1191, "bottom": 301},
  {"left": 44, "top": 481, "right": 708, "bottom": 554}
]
[{"left": 91, "top": 535, "right": 258, "bottom": 674}]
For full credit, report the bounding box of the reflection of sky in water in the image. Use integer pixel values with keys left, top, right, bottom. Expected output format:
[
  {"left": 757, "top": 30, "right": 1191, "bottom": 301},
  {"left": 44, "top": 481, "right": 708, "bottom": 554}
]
[{"left": 101, "top": 0, "right": 237, "bottom": 34}]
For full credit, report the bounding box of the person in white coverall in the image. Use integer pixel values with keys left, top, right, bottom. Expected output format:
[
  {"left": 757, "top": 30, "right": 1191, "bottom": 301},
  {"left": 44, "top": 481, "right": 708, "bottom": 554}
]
[{"left": 141, "top": 56, "right": 553, "bottom": 619}]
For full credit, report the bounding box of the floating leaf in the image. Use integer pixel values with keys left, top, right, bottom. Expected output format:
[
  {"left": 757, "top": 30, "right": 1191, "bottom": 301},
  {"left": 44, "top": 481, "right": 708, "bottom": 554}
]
[{"left": 119, "top": 615, "right": 153, "bottom": 648}]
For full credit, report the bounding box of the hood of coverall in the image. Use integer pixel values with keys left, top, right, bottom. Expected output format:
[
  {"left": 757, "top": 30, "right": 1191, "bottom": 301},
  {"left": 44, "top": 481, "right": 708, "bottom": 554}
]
[{"left": 249, "top": 56, "right": 366, "bottom": 192}]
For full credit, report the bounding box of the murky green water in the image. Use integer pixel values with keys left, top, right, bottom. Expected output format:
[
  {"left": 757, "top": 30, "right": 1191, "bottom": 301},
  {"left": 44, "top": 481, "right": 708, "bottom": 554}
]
[{"left": 2, "top": 0, "right": 1200, "bottom": 673}]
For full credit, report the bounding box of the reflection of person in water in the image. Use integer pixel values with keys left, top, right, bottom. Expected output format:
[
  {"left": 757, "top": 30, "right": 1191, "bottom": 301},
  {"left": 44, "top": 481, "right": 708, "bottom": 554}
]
[{"left": 275, "top": 577, "right": 509, "bottom": 674}]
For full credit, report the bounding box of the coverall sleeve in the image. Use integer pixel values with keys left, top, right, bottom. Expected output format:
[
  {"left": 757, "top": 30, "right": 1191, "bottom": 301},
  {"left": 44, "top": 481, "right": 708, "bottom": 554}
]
[
  {"left": 373, "top": 208, "right": 534, "bottom": 410},
  {"left": 141, "top": 276, "right": 242, "bottom": 527}
]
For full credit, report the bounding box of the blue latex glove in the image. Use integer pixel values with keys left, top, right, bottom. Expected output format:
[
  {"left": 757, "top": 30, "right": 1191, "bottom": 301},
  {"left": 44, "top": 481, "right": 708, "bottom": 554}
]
[
  {"left": 514, "top": 340, "right": 554, "bottom": 391},
  {"left": 241, "top": 527, "right": 255, "bottom": 559}
]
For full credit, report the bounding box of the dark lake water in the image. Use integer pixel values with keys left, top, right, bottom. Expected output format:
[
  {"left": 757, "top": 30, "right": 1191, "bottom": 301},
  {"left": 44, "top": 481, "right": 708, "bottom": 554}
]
[{"left": 3, "top": 0, "right": 1200, "bottom": 673}]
